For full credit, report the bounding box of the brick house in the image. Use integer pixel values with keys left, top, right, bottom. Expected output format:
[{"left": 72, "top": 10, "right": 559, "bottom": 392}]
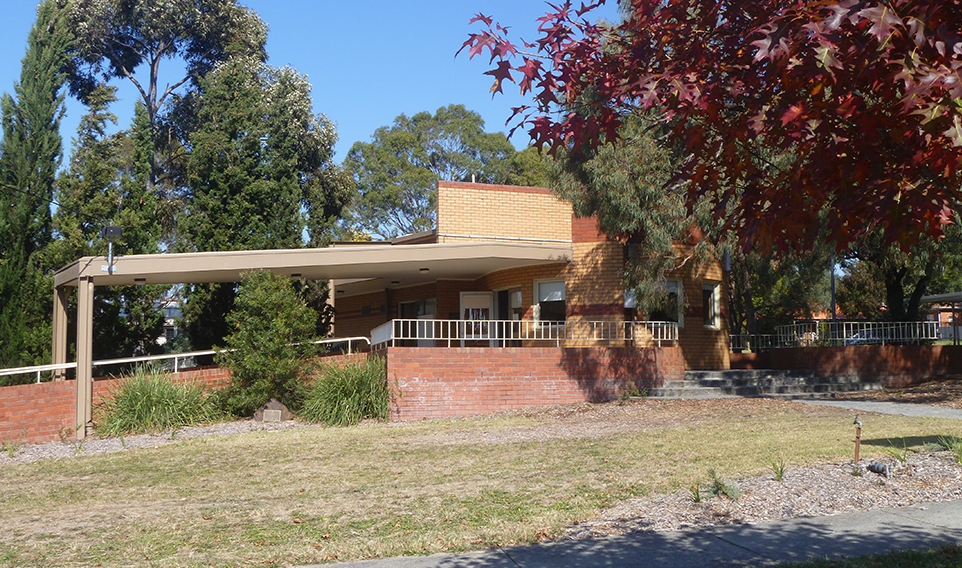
[
  {"left": 43, "top": 180, "right": 730, "bottom": 439},
  {"left": 332, "top": 181, "right": 730, "bottom": 371}
]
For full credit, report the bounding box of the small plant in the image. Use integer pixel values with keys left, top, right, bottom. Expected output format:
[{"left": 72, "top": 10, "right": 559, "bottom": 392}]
[
  {"left": 689, "top": 484, "right": 702, "bottom": 503},
  {"left": 767, "top": 455, "right": 787, "bottom": 482},
  {"left": 620, "top": 382, "right": 647, "bottom": 401},
  {"left": 97, "top": 366, "right": 222, "bottom": 436},
  {"left": 707, "top": 468, "right": 741, "bottom": 500},
  {"left": 2, "top": 440, "right": 21, "bottom": 459},
  {"left": 938, "top": 436, "right": 962, "bottom": 464},
  {"left": 301, "top": 356, "right": 389, "bottom": 426},
  {"left": 884, "top": 439, "right": 910, "bottom": 464},
  {"left": 851, "top": 467, "right": 863, "bottom": 477}
]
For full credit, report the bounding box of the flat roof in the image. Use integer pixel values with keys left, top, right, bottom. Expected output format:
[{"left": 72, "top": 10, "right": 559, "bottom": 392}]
[
  {"left": 53, "top": 242, "right": 572, "bottom": 290},
  {"left": 921, "top": 292, "right": 962, "bottom": 304}
]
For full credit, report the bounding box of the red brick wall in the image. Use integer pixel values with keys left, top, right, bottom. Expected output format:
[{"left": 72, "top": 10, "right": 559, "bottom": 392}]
[
  {"left": 762, "top": 345, "right": 962, "bottom": 387},
  {"left": 0, "top": 366, "right": 232, "bottom": 445},
  {"left": 1, "top": 352, "right": 381, "bottom": 445},
  {"left": 571, "top": 215, "right": 605, "bottom": 243},
  {"left": 1, "top": 347, "right": 681, "bottom": 442},
  {"left": 384, "top": 346, "right": 684, "bottom": 421}
]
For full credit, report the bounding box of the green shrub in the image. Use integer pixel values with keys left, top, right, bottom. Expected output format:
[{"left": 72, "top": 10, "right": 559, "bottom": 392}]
[
  {"left": 301, "top": 356, "right": 388, "bottom": 426},
  {"left": 217, "top": 270, "right": 320, "bottom": 416},
  {"left": 97, "top": 367, "right": 222, "bottom": 436}
]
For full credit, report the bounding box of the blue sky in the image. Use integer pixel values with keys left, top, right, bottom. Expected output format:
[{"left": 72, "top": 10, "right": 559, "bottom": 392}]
[{"left": 0, "top": 1, "right": 618, "bottom": 164}]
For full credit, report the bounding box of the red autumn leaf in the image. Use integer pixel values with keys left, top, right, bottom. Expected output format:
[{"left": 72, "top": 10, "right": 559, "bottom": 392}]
[{"left": 484, "top": 60, "right": 514, "bottom": 95}]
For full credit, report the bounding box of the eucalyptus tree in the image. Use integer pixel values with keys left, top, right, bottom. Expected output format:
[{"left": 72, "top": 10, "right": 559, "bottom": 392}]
[
  {"left": 0, "top": 0, "right": 73, "bottom": 374},
  {"left": 344, "top": 104, "right": 515, "bottom": 239},
  {"left": 65, "top": 0, "right": 268, "bottom": 196}
]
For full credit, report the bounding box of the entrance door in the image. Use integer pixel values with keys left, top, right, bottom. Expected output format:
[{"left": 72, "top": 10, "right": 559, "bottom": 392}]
[{"left": 460, "top": 292, "right": 493, "bottom": 345}]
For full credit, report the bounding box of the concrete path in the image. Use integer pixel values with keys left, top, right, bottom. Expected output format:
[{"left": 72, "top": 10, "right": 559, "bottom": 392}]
[
  {"left": 802, "top": 399, "right": 962, "bottom": 420},
  {"left": 296, "top": 500, "right": 962, "bottom": 568}
]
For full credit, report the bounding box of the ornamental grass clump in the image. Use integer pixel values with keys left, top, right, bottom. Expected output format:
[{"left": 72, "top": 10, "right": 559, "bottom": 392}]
[
  {"left": 301, "top": 356, "right": 388, "bottom": 426},
  {"left": 97, "top": 367, "right": 221, "bottom": 436}
]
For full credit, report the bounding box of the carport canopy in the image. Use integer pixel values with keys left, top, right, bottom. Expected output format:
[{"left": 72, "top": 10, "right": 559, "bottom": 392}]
[{"left": 52, "top": 241, "right": 572, "bottom": 439}]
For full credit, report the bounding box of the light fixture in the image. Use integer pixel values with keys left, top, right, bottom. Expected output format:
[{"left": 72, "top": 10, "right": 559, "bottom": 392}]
[
  {"left": 290, "top": 273, "right": 302, "bottom": 279},
  {"left": 134, "top": 278, "right": 146, "bottom": 285},
  {"left": 391, "top": 280, "right": 400, "bottom": 285},
  {"left": 419, "top": 267, "right": 429, "bottom": 273},
  {"left": 100, "top": 225, "right": 122, "bottom": 275}
]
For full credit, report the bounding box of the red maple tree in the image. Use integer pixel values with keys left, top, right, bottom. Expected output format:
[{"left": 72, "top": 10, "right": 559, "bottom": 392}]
[{"left": 461, "top": 0, "right": 962, "bottom": 252}]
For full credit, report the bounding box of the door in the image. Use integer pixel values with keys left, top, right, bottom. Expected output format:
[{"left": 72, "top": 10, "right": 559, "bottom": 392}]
[{"left": 460, "top": 292, "right": 493, "bottom": 344}]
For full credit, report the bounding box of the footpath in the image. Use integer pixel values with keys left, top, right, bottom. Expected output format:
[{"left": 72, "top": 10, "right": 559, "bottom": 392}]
[{"left": 296, "top": 400, "right": 962, "bottom": 568}]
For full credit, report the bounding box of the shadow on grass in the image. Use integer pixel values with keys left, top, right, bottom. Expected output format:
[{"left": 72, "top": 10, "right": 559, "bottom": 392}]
[{"left": 861, "top": 435, "right": 948, "bottom": 448}]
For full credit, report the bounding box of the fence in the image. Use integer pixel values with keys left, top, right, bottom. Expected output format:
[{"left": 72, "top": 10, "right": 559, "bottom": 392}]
[
  {"left": 371, "top": 319, "right": 678, "bottom": 349},
  {"left": 730, "top": 321, "right": 938, "bottom": 352}
]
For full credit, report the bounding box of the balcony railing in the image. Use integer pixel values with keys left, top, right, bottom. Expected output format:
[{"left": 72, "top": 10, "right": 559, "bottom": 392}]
[
  {"left": 730, "top": 321, "right": 938, "bottom": 351},
  {"left": 371, "top": 319, "right": 678, "bottom": 349}
]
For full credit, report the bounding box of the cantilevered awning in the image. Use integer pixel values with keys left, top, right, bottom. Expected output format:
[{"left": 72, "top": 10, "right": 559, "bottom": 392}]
[
  {"left": 54, "top": 242, "right": 573, "bottom": 289},
  {"left": 52, "top": 241, "right": 572, "bottom": 440},
  {"left": 921, "top": 292, "right": 962, "bottom": 304}
]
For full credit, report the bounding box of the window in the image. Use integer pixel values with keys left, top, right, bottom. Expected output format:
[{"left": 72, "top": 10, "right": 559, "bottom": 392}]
[
  {"left": 703, "top": 282, "right": 721, "bottom": 328},
  {"left": 648, "top": 280, "right": 683, "bottom": 327},
  {"left": 535, "top": 280, "right": 565, "bottom": 323},
  {"left": 398, "top": 298, "right": 436, "bottom": 319}
]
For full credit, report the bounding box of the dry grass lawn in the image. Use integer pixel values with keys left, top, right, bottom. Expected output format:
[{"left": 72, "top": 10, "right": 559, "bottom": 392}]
[{"left": 1, "top": 397, "right": 960, "bottom": 567}]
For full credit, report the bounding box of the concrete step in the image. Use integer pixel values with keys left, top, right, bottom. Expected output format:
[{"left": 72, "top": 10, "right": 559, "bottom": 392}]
[{"left": 647, "top": 369, "right": 882, "bottom": 400}]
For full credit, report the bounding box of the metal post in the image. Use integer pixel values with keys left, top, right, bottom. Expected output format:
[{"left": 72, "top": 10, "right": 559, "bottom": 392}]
[
  {"left": 51, "top": 286, "right": 69, "bottom": 381},
  {"left": 76, "top": 276, "right": 95, "bottom": 439},
  {"left": 854, "top": 415, "right": 862, "bottom": 465}
]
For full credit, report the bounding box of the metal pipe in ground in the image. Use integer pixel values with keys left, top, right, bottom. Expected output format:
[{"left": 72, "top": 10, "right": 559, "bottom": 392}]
[{"left": 854, "top": 415, "right": 862, "bottom": 464}]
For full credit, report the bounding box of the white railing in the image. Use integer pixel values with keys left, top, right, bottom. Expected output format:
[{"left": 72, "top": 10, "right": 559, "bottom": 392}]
[
  {"left": 371, "top": 319, "right": 678, "bottom": 349},
  {"left": 0, "top": 336, "right": 371, "bottom": 384},
  {"left": 733, "top": 321, "right": 939, "bottom": 350},
  {"left": 729, "top": 333, "right": 779, "bottom": 352}
]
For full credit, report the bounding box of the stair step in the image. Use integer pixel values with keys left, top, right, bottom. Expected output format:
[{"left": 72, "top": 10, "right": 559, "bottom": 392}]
[{"left": 647, "top": 369, "right": 881, "bottom": 400}]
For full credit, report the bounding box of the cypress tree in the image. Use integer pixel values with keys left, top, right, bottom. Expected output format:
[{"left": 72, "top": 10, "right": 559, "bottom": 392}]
[{"left": 0, "top": 1, "right": 72, "bottom": 374}]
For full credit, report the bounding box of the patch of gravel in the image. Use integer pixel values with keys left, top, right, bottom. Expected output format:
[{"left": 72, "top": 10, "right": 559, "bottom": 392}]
[
  {"left": 832, "top": 378, "right": 962, "bottom": 410},
  {"left": 565, "top": 451, "right": 962, "bottom": 539},
  {"left": 0, "top": 418, "right": 318, "bottom": 465}
]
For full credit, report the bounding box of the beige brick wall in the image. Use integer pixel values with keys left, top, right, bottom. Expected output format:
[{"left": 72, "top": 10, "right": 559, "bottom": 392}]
[
  {"left": 566, "top": 241, "right": 624, "bottom": 321},
  {"left": 436, "top": 181, "right": 572, "bottom": 244},
  {"left": 669, "top": 250, "right": 731, "bottom": 370},
  {"left": 334, "top": 181, "right": 730, "bottom": 370}
]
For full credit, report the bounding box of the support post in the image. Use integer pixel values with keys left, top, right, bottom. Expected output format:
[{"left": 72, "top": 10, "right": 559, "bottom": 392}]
[
  {"left": 75, "top": 276, "right": 95, "bottom": 439},
  {"left": 51, "top": 286, "right": 69, "bottom": 381}
]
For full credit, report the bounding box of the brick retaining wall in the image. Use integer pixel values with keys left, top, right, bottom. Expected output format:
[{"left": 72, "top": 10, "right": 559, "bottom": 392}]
[
  {"left": 0, "top": 366, "right": 232, "bottom": 445},
  {"left": 2, "top": 347, "right": 682, "bottom": 443},
  {"left": 384, "top": 346, "right": 684, "bottom": 421},
  {"left": 732, "top": 345, "right": 962, "bottom": 387}
]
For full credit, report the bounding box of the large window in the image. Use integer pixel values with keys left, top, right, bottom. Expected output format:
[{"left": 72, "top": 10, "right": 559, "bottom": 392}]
[{"left": 536, "top": 280, "right": 566, "bottom": 322}]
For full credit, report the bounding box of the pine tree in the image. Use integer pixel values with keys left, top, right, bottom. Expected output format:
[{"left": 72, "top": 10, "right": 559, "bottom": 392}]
[{"left": 0, "top": 1, "right": 72, "bottom": 374}]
